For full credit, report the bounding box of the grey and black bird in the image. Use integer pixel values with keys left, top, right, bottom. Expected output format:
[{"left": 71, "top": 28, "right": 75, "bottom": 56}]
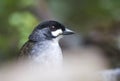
[{"left": 19, "top": 20, "right": 74, "bottom": 66}]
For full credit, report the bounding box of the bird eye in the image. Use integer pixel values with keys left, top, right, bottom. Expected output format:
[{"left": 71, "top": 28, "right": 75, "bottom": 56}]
[{"left": 50, "top": 26, "right": 57, "bottom": 31}]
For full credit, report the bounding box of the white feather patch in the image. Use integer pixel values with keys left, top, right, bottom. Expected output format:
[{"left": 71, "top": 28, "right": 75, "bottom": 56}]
[{"left": 51, "top": 29, "right": 63, "bottom": 37}]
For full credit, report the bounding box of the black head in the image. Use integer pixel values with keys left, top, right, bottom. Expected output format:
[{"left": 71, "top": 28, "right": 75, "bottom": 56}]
[{"left": 29, "top": 20, "right": 74, "bottom": 42}]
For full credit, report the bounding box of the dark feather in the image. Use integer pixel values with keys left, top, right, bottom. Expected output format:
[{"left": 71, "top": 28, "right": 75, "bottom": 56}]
[{"left": 19, "top": 40, "right": 36, "bottom": 57}]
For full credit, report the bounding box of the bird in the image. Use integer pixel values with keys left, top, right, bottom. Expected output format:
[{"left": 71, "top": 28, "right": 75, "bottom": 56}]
[{"left": 19, "top": 20, "right": 74, "bottom": 67}]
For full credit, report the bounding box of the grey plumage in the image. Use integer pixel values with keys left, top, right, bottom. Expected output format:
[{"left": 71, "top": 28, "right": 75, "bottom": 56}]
[{"left": 19, "top": 20, "right": 74, "bottom": 66}]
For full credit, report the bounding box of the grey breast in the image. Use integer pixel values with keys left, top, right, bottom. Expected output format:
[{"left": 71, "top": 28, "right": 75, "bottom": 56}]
[{"left": 25, "top": 40, "right": 63, "bottom": 66}]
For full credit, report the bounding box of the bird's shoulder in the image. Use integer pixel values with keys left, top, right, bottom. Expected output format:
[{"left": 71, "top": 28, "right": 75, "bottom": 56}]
[{"left": 19, "top": 40, "right": 36, "bottom": 57}]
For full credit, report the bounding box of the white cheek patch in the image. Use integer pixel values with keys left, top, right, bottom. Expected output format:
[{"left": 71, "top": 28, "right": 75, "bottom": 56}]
[{"left": 51, "top": 29, "right": 63, "bottom": 37}]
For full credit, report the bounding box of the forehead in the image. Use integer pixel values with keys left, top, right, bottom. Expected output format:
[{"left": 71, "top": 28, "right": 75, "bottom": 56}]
[{"left": 37, "top": 21, "right": 65, "bottom": 30}]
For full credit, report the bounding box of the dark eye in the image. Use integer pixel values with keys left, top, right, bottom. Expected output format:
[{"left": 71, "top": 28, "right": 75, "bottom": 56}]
[{"left": 50, "top": 26, "right": 57, "bottom": 31}]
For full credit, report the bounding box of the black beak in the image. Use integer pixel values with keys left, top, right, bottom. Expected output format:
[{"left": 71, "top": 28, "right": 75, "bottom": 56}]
[{"left": 62, "top": 28, "right": 74, "bottom": 35}]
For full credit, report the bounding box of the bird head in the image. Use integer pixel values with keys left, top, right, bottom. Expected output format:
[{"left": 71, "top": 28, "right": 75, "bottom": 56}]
[{"left": 29, "top": 20, "right": 74, "bottom": 42}]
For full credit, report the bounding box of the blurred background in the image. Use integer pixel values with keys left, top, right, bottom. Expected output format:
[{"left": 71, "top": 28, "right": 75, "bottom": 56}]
[{"left": 0, "top": 0, "right": 120, "bottom": 69}]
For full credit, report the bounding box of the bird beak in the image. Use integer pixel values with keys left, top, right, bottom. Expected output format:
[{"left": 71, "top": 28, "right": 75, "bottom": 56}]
[{"left": 62, "top": 28, "right": 74, "bottom": 35}]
